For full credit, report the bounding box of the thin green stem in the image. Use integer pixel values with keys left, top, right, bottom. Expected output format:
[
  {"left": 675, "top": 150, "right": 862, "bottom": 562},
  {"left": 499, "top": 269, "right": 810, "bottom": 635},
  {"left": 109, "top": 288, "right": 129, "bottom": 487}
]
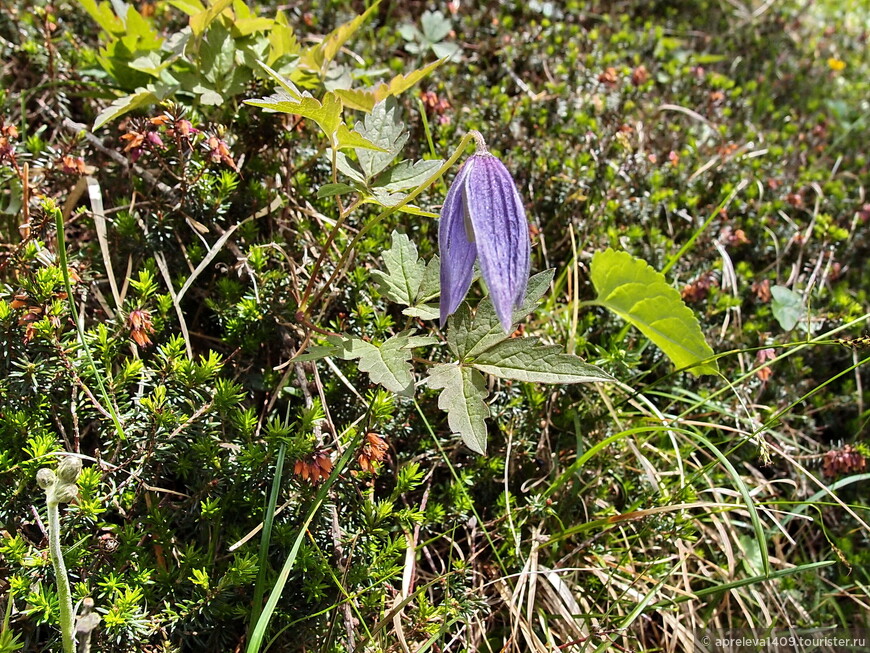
[
  {"left": 52, "top": 203, "right": 126, "bottom": 441},
  {"left": 46, "top": 499, "right": 75, "bottom": 653},
  {"left": 306, "top": 132, "right": 478, "bottom": 313}
]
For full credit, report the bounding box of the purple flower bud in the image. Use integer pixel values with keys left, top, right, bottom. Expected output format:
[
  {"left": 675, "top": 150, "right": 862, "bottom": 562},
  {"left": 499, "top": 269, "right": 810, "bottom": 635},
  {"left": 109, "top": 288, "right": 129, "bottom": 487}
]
[{"left": 439, "top": 135, "right": 531, "bottom": 332}]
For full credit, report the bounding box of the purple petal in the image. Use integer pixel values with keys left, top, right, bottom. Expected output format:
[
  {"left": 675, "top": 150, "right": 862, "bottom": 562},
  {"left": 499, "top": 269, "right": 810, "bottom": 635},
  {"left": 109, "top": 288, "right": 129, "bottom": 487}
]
[
  {"left": 464, "top": 154, "right": 531, "bottom": 332},
  {"left": 439, "top": 159, "right": 477, "bottom": 326}
]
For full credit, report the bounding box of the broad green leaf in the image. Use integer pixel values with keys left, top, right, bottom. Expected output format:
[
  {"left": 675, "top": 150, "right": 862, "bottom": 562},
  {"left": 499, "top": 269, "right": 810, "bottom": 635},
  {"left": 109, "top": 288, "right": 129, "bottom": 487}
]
[
  {"left": 370, "top": 231, "right": 426, "bottom": 306},
  {"left": 373, "top": 159, "right": 443, "bottom": 192},
  {"left": 300, "top": 1, "right": 381, "bottom": 74},
  {"left": 471, "top": 338, "right": 613, "bottom": 384},
  {"left": 166, "top": 0, "right": 205, "bottom": 16},
  {"left": 267, "top": 13, "right": 300, "bottom": 65},
  {"left": 231, "top": 17, "right": 274, "bottom": 37},
  {"left": 416, "top": 256, "right": 441, "bottom": 302},
  {"left": 354, "top": 99, "right": 408, "bottom": 182},
  {"left": 189, "top": 0, "right": 234, "bottom": 36},
  {"left": 127, "top": 52, "right": 169, "bottom": 77},
  {"left": 403, "top": 304, "right": 440, "bottom": 321},
  {"left": 93, "top": 89, "right": 159, "bottom": 130},
  {"left": 332, "top": 331, "right": 436, "bottom": 396},
  {"left": 590, "top": 248, "right": 718, "bottom": 376},
  {"left": 334, "top": 153, "right": 366, "bottom": 185},
  {"left": 335, "top": 88, "right": 377, "bottom": 112},
  {"left": 245, "top": 90, "right": 341, "bottom": 140},
  {"left": 427, "top": 364, "right": 490, "bottom": 454},
  {"left": 448, "top": 269, "right": 555, "bottom": 360},
  {"left": 334, "top": 124, "right": 388, "bottom": 152},
  {"left": 317, "top": 183, "right": 356, "bottom": 199},
  {"left": 770, "top": 285, "right": 804, "bottom": 331},
  {"left": 78, "top": 0, "right": 125, "bottom": 34}
]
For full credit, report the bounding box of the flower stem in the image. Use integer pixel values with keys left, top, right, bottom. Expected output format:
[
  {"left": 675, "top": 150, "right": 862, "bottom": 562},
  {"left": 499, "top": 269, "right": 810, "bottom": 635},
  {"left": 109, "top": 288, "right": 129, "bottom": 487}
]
[
  {"left": 304, "top": 131, "right": 479, "bottom": 314},
  {"left": 46, "top": 498, "right": 75, "bottom": 653}
]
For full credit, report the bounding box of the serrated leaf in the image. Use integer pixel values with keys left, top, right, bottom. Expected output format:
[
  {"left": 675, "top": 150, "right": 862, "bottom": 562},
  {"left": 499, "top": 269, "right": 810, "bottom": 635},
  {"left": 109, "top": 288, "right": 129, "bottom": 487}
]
[
  {"left": 189, "top": 0, "right": 234, "bottom": 36},
  {"left": 332, "top": 331, "right": 435, "bottom": 396},
  {"left": 267, "top": 12, "right": 300, "bottom": 65},
  {"left": 372, "top": 59, "right": 447, "bottom": 103},
  {"left": 590, "top": 248, "right": 718, "bottom": 376},
  {"left": 472, "top": 338, "right": 613, "bottom": 384},
  {"left": 416, "top": 256, "right": 441, "bottom": 302},
  {"left": 420, "top": 10, "right": 452, "bottom": 42},
  {"left": 427, "top": 364, "right": 490, "bottom": 454},
  {"left": 373, "top": 158, "right": 443, "bottom": 192},
  {"left": 770, "top": 285, "right": 804, "bottom": 331},
  {"left": 300, "top": 1, "right": 380, "bottom": 74},
  {"left": 370, "top": 231, "right": 426, "bottom": 306},
  {"left": 245, "top": 90, "right": 341, "bottom": 139},
  {"left": 317, "top": 183, "right": 356, "bottom": 199},
  {"left": 353, "top": 99, "right": 408, "bottom": 181},
  {"left": 448, "top": 269, "right": 555, "bottom": 360},
  {"left": 93, "top": 89, "right": 159, "bottom": 130},
  {"left": 79, "top": 0, "right": 125, "bottom": 35},
  {"left": 335, "top": 88, "right": 377, "bottom": 112},
  {"left": 334, "top": 124, "right": 388, "bottom": 152}
]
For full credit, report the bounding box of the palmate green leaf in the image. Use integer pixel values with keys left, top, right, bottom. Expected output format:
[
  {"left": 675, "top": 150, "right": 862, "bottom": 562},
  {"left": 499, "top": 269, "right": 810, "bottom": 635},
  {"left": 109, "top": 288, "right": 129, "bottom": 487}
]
[
  {"left": 245, "top": 89, "right": 341, "bottom": 136},
  {"left": 426, "top": 364, "right": 490, "bottom": 454},
  {"left": 590, "top": 248, "right": 718, "bottom": 376},
  {"left": 448, "top": 269, "right": 555, "bottom": 360},
  {"left": 370, "top": 231, "right": 426, "bottom": 306},
  {"left": 471, "top": 338, "right": 613, "bottom": 384},
  {"left": 332, "top": 331, "right": 437, "bottom": 396}
]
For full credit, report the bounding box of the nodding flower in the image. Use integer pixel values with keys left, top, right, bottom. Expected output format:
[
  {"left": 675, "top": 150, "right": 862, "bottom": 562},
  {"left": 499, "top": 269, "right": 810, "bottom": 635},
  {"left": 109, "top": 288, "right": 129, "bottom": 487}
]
[{"left": 438, "top": 132, "right": 531, "bottom": 333}]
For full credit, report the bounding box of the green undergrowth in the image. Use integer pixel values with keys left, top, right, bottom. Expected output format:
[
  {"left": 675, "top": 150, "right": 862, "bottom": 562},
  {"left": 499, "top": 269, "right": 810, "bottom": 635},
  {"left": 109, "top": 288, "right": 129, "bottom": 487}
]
[{"left": 0, "top": 0, "right": 868, "bottom": 651}]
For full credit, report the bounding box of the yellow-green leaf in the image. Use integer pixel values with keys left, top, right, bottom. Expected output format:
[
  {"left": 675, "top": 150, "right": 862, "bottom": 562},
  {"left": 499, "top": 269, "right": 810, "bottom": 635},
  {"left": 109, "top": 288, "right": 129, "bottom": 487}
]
[
  {"left": 190, "top": 0, "right": 234, "bottom": 36},
  {"left": 334, "top": 124, "right": 388, "bottom": 152},
  {"left": 590, "top": 248, "right": 718, "bottom": 376},
  {"left": 165, "top": 0, "right": 204, "bottom": 16},
  {"left": 373, "top": 58, "right": 446, "bottom": 103},
  {"left": 245, "top": 91, "right": 342, "bottom": 140},
  {"left": 93, "top": 89, "right": 159, "bottom": 130},
  {"left": 78, "top": 0, "right": 124, "bottom": 34},
  {"left": 300, "top": 1, "right": 381, "bottom": 74},
  {"left": 335, "top": 88, "right": 377, "bottom": 112}
]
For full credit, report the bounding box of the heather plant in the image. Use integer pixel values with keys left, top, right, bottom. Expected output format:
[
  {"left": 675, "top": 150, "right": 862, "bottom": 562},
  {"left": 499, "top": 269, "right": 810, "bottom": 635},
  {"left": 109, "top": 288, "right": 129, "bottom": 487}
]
[{"left": 0, "top": 0, "right": 869, "bottom": 652}]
